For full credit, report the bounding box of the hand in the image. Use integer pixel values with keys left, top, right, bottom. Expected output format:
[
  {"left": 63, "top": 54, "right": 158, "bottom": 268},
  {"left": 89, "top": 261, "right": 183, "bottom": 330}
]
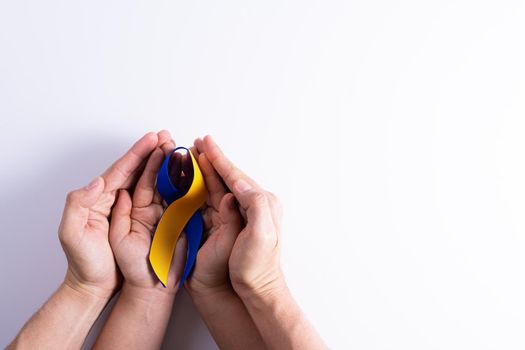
[
  {"left": 185, "top": 140, "right": 242, "bottom": 293},
  {"left": 58, "top": 132, "right": 160, "bottom": 299},
  {"left": 108, "top": 132, "right": 187, "bottom": 292},
  {"left": 196, "top": 135, "right": 285, "bottom": 298}
]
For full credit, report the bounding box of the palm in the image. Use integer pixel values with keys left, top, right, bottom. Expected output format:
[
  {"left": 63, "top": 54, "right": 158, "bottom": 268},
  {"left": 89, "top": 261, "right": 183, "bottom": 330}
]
[
  {"left": 228, "top": 227, "right": 279, "bottom": 288},
  {"left": 61, "top": 191, "right": 119, "bottom": 293},
  {"left": 112, "top": 202, "right": 164, "bottom": 288},
  {"left": 191, "top": 135, "right": 283, "bottom": 294},
  {"left": 109, "top": 146, "right": 187, "bottom": 291},
  {"left": 193, "top": 201, "right": 237, "bottom": 288},
  {"left": 187, "top": 145, "right": 241, "bottom": 290}
]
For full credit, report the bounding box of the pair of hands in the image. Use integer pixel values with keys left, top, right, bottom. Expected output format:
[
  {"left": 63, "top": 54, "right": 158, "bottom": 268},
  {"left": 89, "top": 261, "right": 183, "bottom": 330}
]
[{"left": 59, "top": 130, "right": 284, "bottom": 305}]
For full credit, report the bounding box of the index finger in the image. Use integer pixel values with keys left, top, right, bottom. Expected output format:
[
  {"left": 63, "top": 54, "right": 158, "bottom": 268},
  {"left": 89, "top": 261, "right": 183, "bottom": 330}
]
[
  {"left": 201, "top": 135, "right": 260, "bottom": 193},
  {"left": 101, "top": 132, "right": 159, "bottom": 192}
]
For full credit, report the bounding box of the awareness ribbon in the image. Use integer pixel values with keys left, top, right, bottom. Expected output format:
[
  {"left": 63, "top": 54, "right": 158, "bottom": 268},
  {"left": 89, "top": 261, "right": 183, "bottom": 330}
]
[{"left": 149, "top": 147, "right": 207, "bottom": 288}]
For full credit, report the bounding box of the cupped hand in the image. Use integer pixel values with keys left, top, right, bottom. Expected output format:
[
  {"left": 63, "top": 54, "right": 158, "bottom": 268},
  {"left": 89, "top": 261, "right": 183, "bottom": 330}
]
[
  {"left": 184, "top": 140, "right": 242, "bottom": 293},
  {"left": 196, "top": 135, "right": 285, "bottom": 298},
  {"left": 108, "top": 132, "right": 187, "bottom": 292},
  {"left": 58, "top": 132, "right": 160, "bottom": 299}
]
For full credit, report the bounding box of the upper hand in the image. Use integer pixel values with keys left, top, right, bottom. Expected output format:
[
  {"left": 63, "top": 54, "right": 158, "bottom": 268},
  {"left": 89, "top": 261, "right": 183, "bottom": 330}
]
[
  {"left": 58, "top": 132, "right": 161, "bottom": 299},
  {"left": 195, "top": 135, "right": 285, "bottom": 298}
]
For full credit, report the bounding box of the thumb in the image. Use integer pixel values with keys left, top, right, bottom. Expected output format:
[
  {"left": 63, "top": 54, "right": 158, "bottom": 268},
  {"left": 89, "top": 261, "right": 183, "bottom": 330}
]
[
  {"left": 170, "top": 233, "right": 188, "bottom": 287},
  {"left": 108, "top": 189, "right": 132, "bottom": 246},
  {"left": 59, "top": 177, "right": 105, "bottom": 237},
  {"left": 231, "top": 179, "right": 274, "bottom": 235}
]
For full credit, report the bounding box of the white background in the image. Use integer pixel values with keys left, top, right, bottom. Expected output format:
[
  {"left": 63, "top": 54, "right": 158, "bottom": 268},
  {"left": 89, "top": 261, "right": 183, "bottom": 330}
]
[{"left": 1, "top": 0, "right": 524, "bottom": 349}]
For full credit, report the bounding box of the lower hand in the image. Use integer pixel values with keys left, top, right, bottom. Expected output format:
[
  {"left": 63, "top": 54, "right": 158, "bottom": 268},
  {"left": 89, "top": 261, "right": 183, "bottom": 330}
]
[
  {"left": 185, "top": 141, "right": 242, "bottom": 294},
  {"left": 108, "top": 132, "right": 187, "bottom": 293}
]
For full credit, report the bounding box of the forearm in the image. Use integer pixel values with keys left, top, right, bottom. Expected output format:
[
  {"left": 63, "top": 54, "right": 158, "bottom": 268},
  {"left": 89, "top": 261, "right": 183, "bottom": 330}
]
[
  {"left": 93, "top": 283, "right": 175, "bottom": 350},
  {"left": 8, "top": 279, "right": 110, "bottom": 349},
  {"left": 237, "top": 278, "right": 327, "bottom": 350},
  {"left": 188, "top": 284, "right": 265, "bottom": 350}
]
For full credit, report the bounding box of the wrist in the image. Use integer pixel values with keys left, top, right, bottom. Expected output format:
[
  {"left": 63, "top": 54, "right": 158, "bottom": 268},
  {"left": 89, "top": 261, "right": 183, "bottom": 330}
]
[
  {"left": 232, "top": 269, "right": 288, "bottom": 302},
  {"left": 120, "top": 281, "right": 177, "bottom": 306},
  {"left": 63, "top": 269, "right": 116, "bottom": 302},
  {"left": 186, "top": 276, "right": 232, "bottom": 298}
]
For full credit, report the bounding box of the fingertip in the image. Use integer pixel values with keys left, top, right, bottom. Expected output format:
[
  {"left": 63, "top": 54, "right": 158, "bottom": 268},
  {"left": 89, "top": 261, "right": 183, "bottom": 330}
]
[
  {"left": 194, "top": 137, "right": 204, "bottom": 153},
  {"left": 219, "top": 193, "right": 238, "bottom": 217},
  {"left": 202, "top": 135, "right": 225, "bottom": 163},
  {"left": 203, "top": 134, "right": 214, "bottom": 143},
  {"left": 198, "top": 152, "right": 212, "bottom": 173},
  {"left": 144, "top": 131, "right": 159, "bottom": 144},
  {"left": 160, "top": 142, "right": 175, "bottom": 157},
  {"left": 202, "top": 134, "right": 214, "bottom": 150},
  {"left": 225, "top": 193, "right": 237, "bottom": 209},
  {"left": 157, "top": 130, "right": 172, "bottom": 145},
  {"left": 116, "top": 189, "right": 132, "bottom": 212}
]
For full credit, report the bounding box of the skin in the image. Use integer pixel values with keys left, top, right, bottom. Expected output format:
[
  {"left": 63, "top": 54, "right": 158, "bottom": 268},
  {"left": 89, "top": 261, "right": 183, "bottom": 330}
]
[
  {"left": 184, "top": 141, "right": 266, "bottom": 350},
  {"left": 93, "top": 131, "right": 188, "bottom": 350},
  {"left": 197, "top": 135, "right": 327, "bottom": 350},
  {"left": 8, "top": 130, "right": 326, "bottom": 350},
  {"left": 8, "top": 131, "right": 162, "bottom": 349}
]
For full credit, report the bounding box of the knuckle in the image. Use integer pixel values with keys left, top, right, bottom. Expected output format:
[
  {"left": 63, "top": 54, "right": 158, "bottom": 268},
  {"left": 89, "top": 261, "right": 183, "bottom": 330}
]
[
  {"left": 250, "top": 190, "right": 267, "bottom": 204},
  {"left": 265, "top": 191, "right": 282, "bottom": 209},
  {"left": 225, "top": 164, "right": 239, "bottom": 183},
  {"left": 65, "top": 190, "right": 81, "bottom": 204}
]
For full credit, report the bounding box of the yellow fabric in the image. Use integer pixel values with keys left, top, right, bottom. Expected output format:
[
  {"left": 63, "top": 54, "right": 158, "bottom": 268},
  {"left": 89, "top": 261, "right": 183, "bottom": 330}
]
[{"left": 149, "top": 150, "right": 207, "bottom": 287}]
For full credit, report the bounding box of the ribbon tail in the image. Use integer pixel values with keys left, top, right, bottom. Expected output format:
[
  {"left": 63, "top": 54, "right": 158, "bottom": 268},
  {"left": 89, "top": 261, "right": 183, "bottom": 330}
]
[{"left": 179, "top": 211, "right": 203, "bottom": 288}]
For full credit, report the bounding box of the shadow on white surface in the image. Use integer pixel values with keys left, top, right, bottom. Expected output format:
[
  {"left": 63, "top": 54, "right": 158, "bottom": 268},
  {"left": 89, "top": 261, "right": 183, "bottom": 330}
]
[{"left": 0, "top": 134, "right": 215, "bottom": 349}]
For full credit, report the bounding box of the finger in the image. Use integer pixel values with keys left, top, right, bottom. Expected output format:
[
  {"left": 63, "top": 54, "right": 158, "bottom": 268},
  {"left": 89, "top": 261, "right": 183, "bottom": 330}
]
[
  {"left": 202, "top": 135, "right": 266, "bottom": 212},
  {"left": 59, "top": 177, "right": 105, "bottom": 237},
  {"left": 201, "top": 135, "right": 260, "bottom": 192},
  {"left": 233, "top": 182, "right": 275, "bottom": 236},
  {"left": 190, "top": 145, "right": 199, "bottom": 159},
  {"left": 169, "top": 234, "right": 188, "bottom": 287},
  {"left": 158, "top": 130, "right": 176, "bottom": 156},
  {"left": 198, "top": 153, "right": 227, "bottom": 210},
  {"left": 218, "top": 193, "right": 242, "bottom": 242},
  {"left": 193, "top": 138, "right": 204, "bottom": 156},
  {"left": 266, "top": 191, "right": 284, "bottom": 227},
  {"left": 153, "top": 189, "right": 163, "bottom": 205},
  {"left": 157, "top": 130, "right": 172, "bottom": 146},
  {"left": 201, "top": 207, "right": 213, "bottom": 232},
  {"left": 108, "top": 189, "right": 132, "bottom": 247},
  {"left": 200, "top": 194, "right": 242, "bottom": 260},
  {"left": 101, "top": 132, "right": 158, "bottom": 192},
  {"left": 133, "top": 148, "right": 164, "bottom": 208},
  {"left": 160, "top": 139, "right": 176, "bottom": 157},
  {"left": 202, "top": 135, "right": 280, "bottom": 240}
]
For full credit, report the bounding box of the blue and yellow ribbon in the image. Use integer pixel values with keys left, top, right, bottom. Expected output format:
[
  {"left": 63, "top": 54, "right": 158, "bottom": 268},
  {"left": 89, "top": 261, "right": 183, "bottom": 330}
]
[{"left": 149, "top": 147, "right": 207, "bottom": 287}]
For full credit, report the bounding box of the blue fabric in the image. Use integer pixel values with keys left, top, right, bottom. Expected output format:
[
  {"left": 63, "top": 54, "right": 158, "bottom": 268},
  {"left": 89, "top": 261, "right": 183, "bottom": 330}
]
[{"left": 156, "top": 147, "right": 203, "bottom": 288}]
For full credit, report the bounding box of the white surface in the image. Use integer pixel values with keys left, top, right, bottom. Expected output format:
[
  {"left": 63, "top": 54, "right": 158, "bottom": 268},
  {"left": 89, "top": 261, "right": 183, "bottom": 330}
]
[{"left": 0, "top": 1, "right": 524, "bottom": 349}]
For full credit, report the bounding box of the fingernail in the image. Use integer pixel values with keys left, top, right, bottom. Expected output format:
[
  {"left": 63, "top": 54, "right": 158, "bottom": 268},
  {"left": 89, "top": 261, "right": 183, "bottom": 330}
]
[
  {"left": 234, "top": 179, "right": 252, "bottom": 193},
  {"left": 85, "top": 177, "right": 100, "bottom": 190}
]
